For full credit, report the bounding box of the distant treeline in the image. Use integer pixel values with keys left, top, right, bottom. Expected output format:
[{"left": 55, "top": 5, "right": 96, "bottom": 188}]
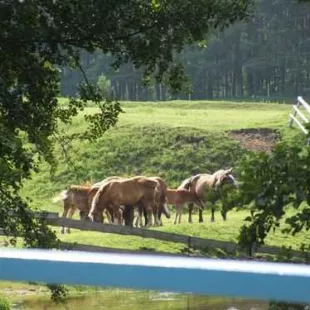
[{"left": 60, "top": 0, "right": 310, "bottom": 102}]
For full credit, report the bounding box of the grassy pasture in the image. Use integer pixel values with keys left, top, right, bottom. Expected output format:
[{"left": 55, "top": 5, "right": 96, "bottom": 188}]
[
  {"left": 15, "top": 99, "right": 308, "bottom": 255},
  {"left": 63, "top": 99, "right": 292, "bottom": 133}
]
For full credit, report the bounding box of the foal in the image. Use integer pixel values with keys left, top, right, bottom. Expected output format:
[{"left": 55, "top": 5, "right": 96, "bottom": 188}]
[
  {"left": 166, "top": 188, "right": 204, "bottom": 224},
  {"left": 53, "top": 185, "right": 113, "bottom": 233}
]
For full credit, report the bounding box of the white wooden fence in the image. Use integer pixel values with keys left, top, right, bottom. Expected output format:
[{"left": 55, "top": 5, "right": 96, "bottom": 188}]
[{"left": 289, "top": 96, "right": 310, "bottom": 143}]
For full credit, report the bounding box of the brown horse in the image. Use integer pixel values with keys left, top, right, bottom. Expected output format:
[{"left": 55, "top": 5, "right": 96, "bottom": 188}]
[
  {"left": 178, "top": 168, "right": 238, "bottom": 223},
  {"left": 52, "top": 185, "right": 99, "bottom": 233},
  {"left": 90, "top": 176, "right": 125, "bottom": 224},
  {"left": 166, "top": 188, "right": 204, "bottom": 224},
  {"left": 89, "top": 176, "right": 159, "bottom": 227}
]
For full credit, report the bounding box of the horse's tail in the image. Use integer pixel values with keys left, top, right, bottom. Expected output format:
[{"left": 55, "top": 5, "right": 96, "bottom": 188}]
[
  {"left": 162, "top": 202, "right": 171, "bottom": 219},
  {"left": 195, "top": 198, "right": 205, "bottom": 210},
  {"left": 52, "top": 190, "right": 68, "bottom": 203}
]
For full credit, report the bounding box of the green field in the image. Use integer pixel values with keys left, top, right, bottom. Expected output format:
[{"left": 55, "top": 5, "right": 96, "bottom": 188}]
[
  {"left": 64, "top": 99, "right": 292, "bottom": 133},
  {"left": 15, "top": 99, "right": 309, "bottom": 255}
]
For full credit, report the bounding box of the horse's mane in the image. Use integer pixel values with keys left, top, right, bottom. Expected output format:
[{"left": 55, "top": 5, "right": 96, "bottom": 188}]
[
  {"left": 83, "top": 180, "right": 92, "bottom": 187},
  {"left": 69, "top": 185, "right": 92, "bottom": 192},
  {"left": 90, "top": 181, "right": 112, "bottom": 213},
  {"left": 179, "top": 177, "right": 192, "bottom": 189},
  {"left": 179, "top": 174, "right": 201, "bottom": 189}
]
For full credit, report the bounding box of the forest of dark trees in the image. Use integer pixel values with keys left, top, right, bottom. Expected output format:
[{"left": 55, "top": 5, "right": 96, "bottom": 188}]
[{"left": 60, "top": 0, "right": 310, "bottom": 102}]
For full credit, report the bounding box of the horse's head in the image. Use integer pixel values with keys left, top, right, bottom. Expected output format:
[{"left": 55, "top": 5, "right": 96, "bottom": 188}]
[
  {"left": 214, "top": 168, "right": 239, "bottom": 190},
  {"left": 88, "top": 211, "right": 103, "bottom": 223}
]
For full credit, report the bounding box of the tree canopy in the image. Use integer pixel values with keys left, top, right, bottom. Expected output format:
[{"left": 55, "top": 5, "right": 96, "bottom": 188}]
[
  {"left": 0, "top": 0, "right": 252, "bottom": 298},
  {"left": 60, "top": 0, "right": 310, "bottom": 101}
]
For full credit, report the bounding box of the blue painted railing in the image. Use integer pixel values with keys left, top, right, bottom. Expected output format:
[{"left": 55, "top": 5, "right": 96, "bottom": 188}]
[{"left": 0, "top": 248, "right": 310, "bottom": 303}]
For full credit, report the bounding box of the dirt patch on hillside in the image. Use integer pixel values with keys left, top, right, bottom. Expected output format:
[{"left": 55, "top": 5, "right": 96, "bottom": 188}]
[{"left": 229, "top": 128, "right": 280, "bottom": 152}]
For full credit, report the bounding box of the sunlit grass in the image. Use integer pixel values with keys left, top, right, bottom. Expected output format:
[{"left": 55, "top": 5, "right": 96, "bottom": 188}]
[{"left": 18, "top": 98, "right": 307, "bottom": 259}]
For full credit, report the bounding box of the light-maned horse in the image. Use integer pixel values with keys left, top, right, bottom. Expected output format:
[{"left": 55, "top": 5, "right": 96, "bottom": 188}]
[
  {"left": 90, "top": 176, "right": 125, "bottom": 224},
  {"left": 178, "top": 168, "right": 238, "bottom": 223},
  {"left": 92, "top": 176, "right": 170, "bottom": 227},
  {"left": 92, "top": 176, "right": 157, "bottom": 227},
  {"left": 89, "top": 176, "right": 159, "bottom": 227},
  {"left": 166, "top": 188, "right": 204, "bottom": 224}
]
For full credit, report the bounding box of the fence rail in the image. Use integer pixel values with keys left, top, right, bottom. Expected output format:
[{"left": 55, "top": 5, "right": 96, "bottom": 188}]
[
  {"left": 289, "top": 96, "right": 310, "bottom": 139},
  {"left": 39, "top": 212, "right": 310, "bottom": 259},
  {"left": 0, "top": 248, "right": 310, "bottom": 303},
  {"left": 1, "top": 211, "right": 307, "bottom": 259}
]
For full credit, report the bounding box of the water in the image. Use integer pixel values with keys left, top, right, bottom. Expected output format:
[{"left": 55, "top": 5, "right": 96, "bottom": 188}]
[{"left": 11, "top": 289, "right": 269, "bottom": 310}]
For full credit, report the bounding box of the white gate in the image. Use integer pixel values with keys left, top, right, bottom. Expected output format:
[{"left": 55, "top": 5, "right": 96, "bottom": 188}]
[{"left": 289, "top": 96, "right": 310, "bottom": 144}]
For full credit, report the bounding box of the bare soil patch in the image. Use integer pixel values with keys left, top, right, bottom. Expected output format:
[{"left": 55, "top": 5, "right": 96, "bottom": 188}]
[{"left": 229, "top": 128, "right": 280, "bottom": 152}]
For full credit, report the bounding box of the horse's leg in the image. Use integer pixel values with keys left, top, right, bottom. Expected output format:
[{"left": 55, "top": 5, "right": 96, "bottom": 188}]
[
  {"left": 65, "top": 206, "right": 76, "bottom": 233},
  {"left": 153, "top": 210, "right": 158, "bottom": 227},
  {"left": 107, "top": 210, "right": 113, "bottom": 223},
  {"left": 156, "top": 210, "right": 161, "bottom": 226},
  {"left": 154, "top": 204, "right": 161, "bottom": 227},
  {"left": 158, "top": 207, "right": 164, "bottom": 226},
  {"left": 79, "top": 211, "right": 87, "bottom": 220},
  {"left": 60, "top": 201, "right": 70, "bottom": 234},
  {"left": 137, "top": 205, "right": 144, "bottom": 227},
  {"left": 116, "top": 209, "right": 122, "bottom": 225},
  {"left": 198, "top": 209, "right": 203, "bottom": 223},
  {"left": 112, "top": 209, "right": 120, "bottom": 225},
  {"left": 211, "top": 207, "right": 215, "bottom": 222},
  {"left": 123, "top": 206, "right": 134, "bottom": 227},
  {"left": 188, "top": 203, "right": 194, "bottom": 223},
  {"left": 145, "top": 206, "right": 153, "bottom": 228},
  {"left": 221, "top": 209, "right": 227, "bottom": 221},
  {"left": 111, "top": 210, "right": 115, "bottom": 224},
  {"left": 112, "top": 211, "right": 117, "bottom": 224},
  {"left": 221, "top": 201, "right": 228, "bottom": 221},
  {"left": 178, "top": 205, "right": 183, "bottom": 224},
  {"left": 122, "top": 206, "right": 128, "bottom": 225},
  {"left": 174, "top": 205, "right": 179, "bottom": 225},
  {"left": 129, "top": 206, "right": 134, "bottom": 227},
  {"left": 158, "top": 207, "right": 162, "bottom": 225},
  {"left": 103, "top": 209, "right": 111, "bottom": 223},
  {"left": 134, "top": 207, "right": 140, "bottom": 227},
  {"left": 143, "top": 207, "right": 148, "bottom": 227}
]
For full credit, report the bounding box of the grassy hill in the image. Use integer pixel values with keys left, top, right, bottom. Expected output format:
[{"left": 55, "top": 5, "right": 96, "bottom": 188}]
[{"left": 16, "top": 99, "right": 309, "bottom": 254}]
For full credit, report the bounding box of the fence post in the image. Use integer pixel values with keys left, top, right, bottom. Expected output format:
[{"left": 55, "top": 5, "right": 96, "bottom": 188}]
[{"left": 289, "top": 98, "right": 300, "bottom": 128}]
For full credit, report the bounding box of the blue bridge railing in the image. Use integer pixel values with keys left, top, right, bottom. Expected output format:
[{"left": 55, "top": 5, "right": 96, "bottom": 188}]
[{"left": 0, "top": 248, "right": 309, "bottom": 303}]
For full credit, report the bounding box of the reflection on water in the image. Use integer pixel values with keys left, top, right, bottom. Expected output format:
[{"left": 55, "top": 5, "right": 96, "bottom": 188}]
[{"left": 11, "top": 289, "right": 269, "bottom": 310}]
